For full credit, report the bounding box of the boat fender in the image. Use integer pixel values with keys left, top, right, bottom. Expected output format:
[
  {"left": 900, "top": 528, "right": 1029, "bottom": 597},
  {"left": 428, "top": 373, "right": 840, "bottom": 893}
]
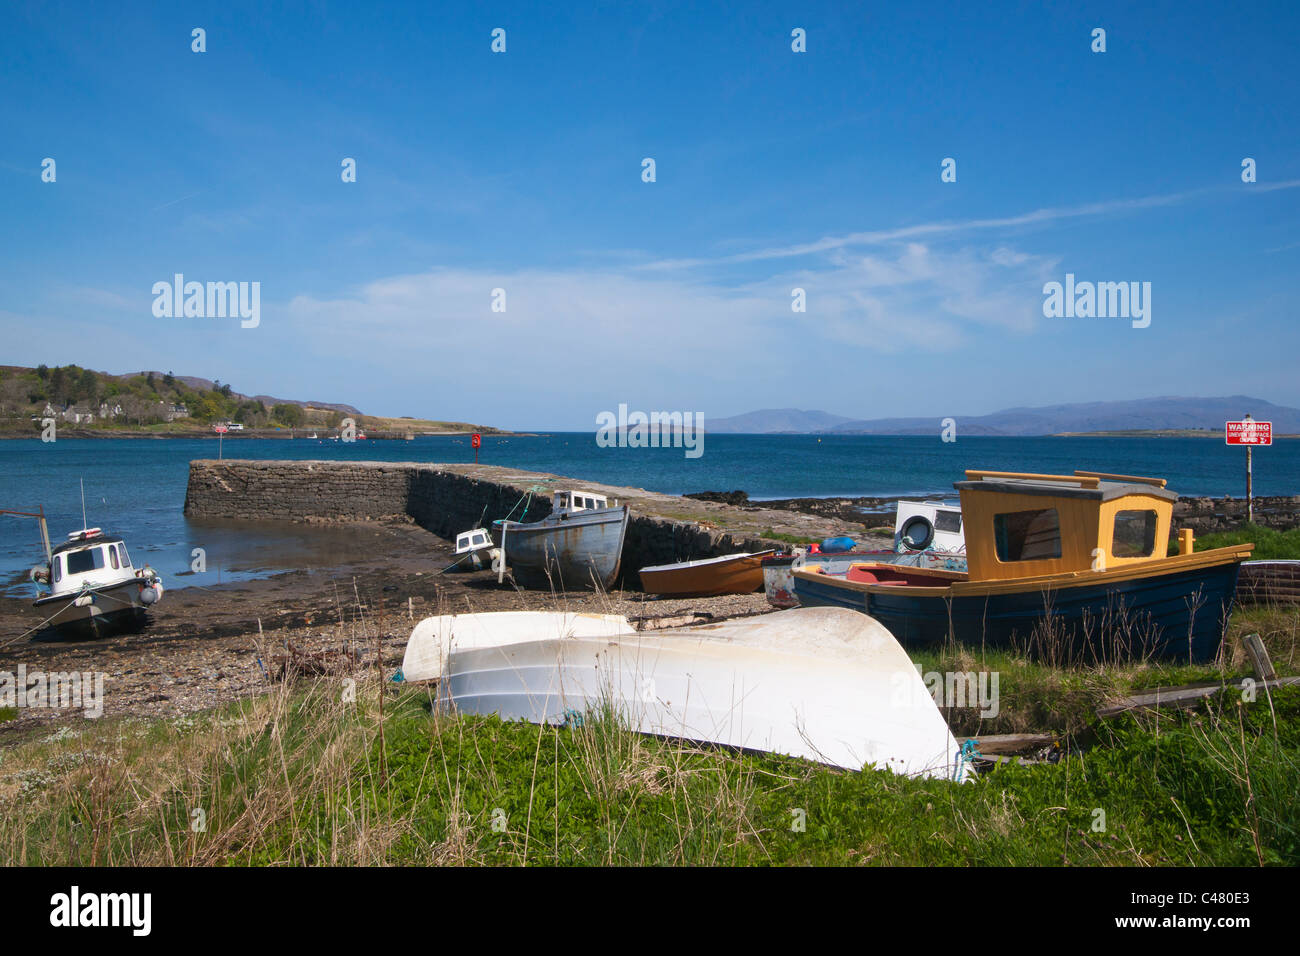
[
  {"left": 74, "top": 594, "right": 95, "bottom": 607},
  {"left": 490, "top": 548, "right": 505, "bottom": 574},
  {"left": 140, "top": 586, "right": 160, "bottom": 605},
  {"left": 898, "top": 516, "right": 935, "bottom": 551}
]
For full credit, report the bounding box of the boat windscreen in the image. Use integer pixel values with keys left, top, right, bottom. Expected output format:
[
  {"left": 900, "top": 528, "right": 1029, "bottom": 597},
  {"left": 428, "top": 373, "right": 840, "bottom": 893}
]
[{"left": 65, "top": 547, "right": 107, "bottom": 574}]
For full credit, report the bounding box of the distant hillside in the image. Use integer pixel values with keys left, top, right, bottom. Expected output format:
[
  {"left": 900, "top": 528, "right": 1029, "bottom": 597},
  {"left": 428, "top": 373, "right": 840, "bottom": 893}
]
[
  {"left": 713, "top": 396, "right": 1300, "bottom": 436},
  {"left": 0, "top": 364, "right": 494, "bottom": 434},
  {"left": 706, "top": 408, "right": 858, "bottom": 434},
  {"left": 137, "top": 373, "right": 362, "bottom": 416}
]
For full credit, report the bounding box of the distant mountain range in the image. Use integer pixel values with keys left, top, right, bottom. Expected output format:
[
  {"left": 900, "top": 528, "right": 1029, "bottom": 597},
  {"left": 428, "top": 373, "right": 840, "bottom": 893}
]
[{"left": 707, "top": 397, "right": 1300, "bottom": 436}]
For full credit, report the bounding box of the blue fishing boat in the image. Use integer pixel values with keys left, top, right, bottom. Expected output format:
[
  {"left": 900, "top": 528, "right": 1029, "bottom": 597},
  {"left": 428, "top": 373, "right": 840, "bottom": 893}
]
[
  {"left": 761, "top": 499, "right": 967, "bottom": 609},
  {"left": 793, "top": 470, "right": 1253, "bottom": 663},
  {"left": 494, "top": 489, "right": 630, "bottom": 590}
]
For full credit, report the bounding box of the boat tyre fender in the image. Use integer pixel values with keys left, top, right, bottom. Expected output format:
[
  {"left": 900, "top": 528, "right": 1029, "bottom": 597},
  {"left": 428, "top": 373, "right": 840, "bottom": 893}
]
[{"left": 899, "top": 515, "right": 935, "bottom": 551}]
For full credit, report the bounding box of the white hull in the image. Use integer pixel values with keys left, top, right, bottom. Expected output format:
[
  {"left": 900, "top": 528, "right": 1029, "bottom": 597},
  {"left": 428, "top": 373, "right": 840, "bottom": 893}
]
[
  {"left": 402, "top": 611, "right": 635, "bottom": 682},
  {"left": 35, "top": 576, "right": 164, "bottom": 632},
  {"left": 450, "top": 546, "right": 496, "bottom": 572},
  {"left": 410, "top": 607, "right": 967, "bottom": 780}
]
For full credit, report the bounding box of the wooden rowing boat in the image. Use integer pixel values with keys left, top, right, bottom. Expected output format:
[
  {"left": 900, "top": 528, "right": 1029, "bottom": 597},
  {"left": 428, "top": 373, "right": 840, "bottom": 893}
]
[{"left": 638, "top": 550, "right": 776, "bottom": 597}]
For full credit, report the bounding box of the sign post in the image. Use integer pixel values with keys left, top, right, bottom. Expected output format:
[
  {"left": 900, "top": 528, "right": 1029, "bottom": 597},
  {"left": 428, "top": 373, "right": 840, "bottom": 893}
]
[
  {"left": 1225, "top": 415, "right": 1271, "bottom": 524},
  {"left": 471, "top": 432, "right": 482, "bottom": 465},
  {"left": 214, "top": 423, "right": 228, "bottom": 460}
]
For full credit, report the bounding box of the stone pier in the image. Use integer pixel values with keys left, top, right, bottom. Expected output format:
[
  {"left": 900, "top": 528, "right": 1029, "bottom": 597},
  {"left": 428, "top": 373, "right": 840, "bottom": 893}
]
[{"left": 183, "top": 460, "right": 883, "bottom": 581}]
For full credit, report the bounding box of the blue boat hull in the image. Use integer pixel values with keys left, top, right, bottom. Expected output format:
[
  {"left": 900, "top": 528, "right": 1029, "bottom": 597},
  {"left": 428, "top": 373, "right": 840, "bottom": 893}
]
[
  {"left": 497, "top": 506, "right": 630, "bottom": 590},
  {"left": 794, "top": 561, "right": 1244, "bottom": 663}
]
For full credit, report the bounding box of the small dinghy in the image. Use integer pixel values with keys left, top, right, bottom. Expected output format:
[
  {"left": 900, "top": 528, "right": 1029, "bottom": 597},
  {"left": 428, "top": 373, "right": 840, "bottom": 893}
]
[
  {"left": 401, "top": 606, "right": 969, "bottom": 780},
  {"left": 637, "top": 549, "right": 776, "bottom": 597}
]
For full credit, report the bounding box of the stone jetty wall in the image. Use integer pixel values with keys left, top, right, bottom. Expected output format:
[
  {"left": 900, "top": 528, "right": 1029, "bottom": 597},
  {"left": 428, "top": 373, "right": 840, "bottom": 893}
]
[
  {"left": 1173, "top": 496, "right": 1300, "bottom": 534},
  {"left": 183, "top": 460, "right": 828, "bottom": 582}
]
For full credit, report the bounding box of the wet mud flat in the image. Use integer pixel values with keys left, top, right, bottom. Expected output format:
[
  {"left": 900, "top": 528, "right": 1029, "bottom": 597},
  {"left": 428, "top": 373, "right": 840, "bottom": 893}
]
[{"left": 0, "top": 521, "right": 769, "bottom": 741}]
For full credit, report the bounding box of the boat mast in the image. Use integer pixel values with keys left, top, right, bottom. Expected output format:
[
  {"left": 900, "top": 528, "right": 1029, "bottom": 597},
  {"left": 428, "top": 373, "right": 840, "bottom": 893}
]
[{"left": 0, "top": 508, "right": 53, "bottom": 565}]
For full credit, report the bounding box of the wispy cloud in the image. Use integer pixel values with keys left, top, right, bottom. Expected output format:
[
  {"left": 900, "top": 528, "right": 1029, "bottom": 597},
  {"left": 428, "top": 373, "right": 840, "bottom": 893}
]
[
  {"left": 639, "top": 180, "right": 1300, "bottom": 271},
  {"left": 150, "top": 191, "right": 204, "bottom": 212}
]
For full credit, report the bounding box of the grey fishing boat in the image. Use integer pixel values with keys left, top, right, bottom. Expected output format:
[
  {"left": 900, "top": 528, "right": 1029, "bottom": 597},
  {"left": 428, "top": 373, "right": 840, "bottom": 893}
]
[{"left": 494, "top": 489, "right": 630, "bottom": 590}]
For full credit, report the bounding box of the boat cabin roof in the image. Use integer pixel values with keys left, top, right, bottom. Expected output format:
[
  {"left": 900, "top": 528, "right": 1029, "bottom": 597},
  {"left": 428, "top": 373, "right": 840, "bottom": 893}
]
[
  {"left": 953, "top": 470, "right": 1180, "bottom": 581},
  {"left": 553, "top": 489, "right": 609, "bottom": 510},
  {"left": 52, "top": 531, "right": 125, "bottom": 556},
  {"left": 954, "top": 470, "right": 1178, "bottom": 503}
]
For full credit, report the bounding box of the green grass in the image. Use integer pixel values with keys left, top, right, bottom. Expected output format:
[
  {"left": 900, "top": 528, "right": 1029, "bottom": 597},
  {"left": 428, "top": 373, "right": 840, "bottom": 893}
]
[
  {"left": 2, "top": 645, "right": 1297, "bottom": 866},
  {"left": 2, "top": 602, "right": 1295, "bottom": 866},
  {"left": 1196, "top": 523, "right": 1300, "bottom": 560},
  {"left": 760, "top": 530, "right": 822, "bottom": 545}
]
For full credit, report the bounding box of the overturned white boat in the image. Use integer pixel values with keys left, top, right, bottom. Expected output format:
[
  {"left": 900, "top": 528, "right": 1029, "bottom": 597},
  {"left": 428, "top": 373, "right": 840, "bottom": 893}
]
[
  {"left": 401, "top": 606, "right": 968, "bottom": 780},
  {"left": 401, "top": 610, "right": 636, "bottom": 681}
]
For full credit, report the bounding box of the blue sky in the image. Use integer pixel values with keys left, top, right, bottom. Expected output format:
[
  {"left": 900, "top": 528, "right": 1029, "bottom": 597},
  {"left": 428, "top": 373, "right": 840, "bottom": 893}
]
[{"left": 1, "top": 0, "right": 1297, "bottom": 429}]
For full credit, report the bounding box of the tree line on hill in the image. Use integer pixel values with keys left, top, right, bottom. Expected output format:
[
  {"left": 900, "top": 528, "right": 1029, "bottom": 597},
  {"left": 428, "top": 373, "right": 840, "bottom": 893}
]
[{"left": 0, "top": 365, "right": 342, "bottom": 430}]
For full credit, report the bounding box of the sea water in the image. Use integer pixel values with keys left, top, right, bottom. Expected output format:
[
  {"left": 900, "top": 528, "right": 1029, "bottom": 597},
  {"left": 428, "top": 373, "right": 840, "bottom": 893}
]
[{"left": 1, "top": 433, "right": 1295, "bottom": 595}]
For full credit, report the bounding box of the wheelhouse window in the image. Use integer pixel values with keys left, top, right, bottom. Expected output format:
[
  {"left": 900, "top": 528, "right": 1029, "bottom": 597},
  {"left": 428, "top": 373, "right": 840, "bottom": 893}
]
[
  {"left": 53, "top": 556, "right": 62, "bottom": 583},
  {"left": 109, "top": 545, "right": 120, "bottom": 569},
  {"left": 117, "top": 543, "right": 130, "bottom": 567},
  {"left": 1112, "top": 510, "right": 1158, "bottom": 558},
  {"left": 993, "top": 509, "right": 1062, "bottom": 561},
  {"left": 935, "top": 510, "right": 962, "bottom": 533},
  {"left": 65, "top": 547, "right": 106, "bottom": 574}
]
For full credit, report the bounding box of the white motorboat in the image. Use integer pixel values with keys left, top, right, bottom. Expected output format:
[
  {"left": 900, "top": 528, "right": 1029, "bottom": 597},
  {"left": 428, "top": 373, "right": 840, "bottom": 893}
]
[
  {"left": 401, "top": 606, "right": 968, "bottom": 780},
  {"left": 29, "top": 526, "right": 164, "bottom": 636},
  {"left": 449, "top": 527, "right": 498, "bottom": 572}
]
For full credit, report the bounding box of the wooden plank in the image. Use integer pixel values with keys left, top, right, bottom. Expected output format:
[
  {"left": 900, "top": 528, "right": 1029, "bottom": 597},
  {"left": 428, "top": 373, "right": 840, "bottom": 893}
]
[
  {"left": 1242, "top": 633, "right": 1277, "bottom": 681},
  {"left": 957, "top": 733, "right": 1054, "bottom": 755},
  {"left": 964, "top": 470, "right": 1101, "bottom": 487},
  {"left": 1096, "top": 675, "right": 1300, "bottom": 718},
  {"left": 1073, "top": 470, "right": 1167, "bottom": 488}
]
